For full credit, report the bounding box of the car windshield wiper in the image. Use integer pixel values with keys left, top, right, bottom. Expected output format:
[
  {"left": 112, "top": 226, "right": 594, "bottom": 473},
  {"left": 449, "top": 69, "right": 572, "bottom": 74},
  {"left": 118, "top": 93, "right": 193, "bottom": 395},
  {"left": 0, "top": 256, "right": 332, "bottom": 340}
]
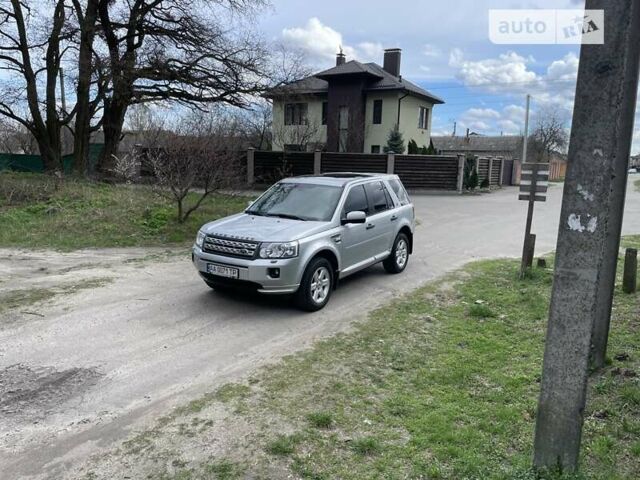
[{"left": 265, "top": 213, "right": 307, "bottom": 221}]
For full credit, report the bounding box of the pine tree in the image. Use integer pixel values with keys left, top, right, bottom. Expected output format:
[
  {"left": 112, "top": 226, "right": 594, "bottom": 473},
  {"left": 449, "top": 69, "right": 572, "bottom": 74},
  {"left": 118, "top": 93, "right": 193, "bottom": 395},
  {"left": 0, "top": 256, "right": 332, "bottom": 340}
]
[
  {"left": 407, "top": 139, "right": 419, "bottom": 154},
  {"left": 384, "top": 127, "right": 405, "bottom": 154},
  {"left": 425, "top": 138, "right": 437, "bottom": 154}
]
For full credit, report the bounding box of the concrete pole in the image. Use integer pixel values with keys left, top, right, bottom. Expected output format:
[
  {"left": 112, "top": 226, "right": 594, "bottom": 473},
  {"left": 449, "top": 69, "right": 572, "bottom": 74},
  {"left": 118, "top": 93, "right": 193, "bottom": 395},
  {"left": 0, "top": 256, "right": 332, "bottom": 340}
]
[
  {"left": 533, "top": 0, "right": 640, "bottom": 471},
  {"left": 247, "top": 148, "right": 255, "bottom": 185},
  {"left": 59, "top": 67, "right": 66, "bottom": 113},
  {"left": 622, "top": 248, "right": 638, "bottom": 294},
  {"left": 521, "top": 94, "right": 530, "bottom": 163},
  {"left": 456, "top": 154, "right": 465, "bottom": 194},
  {"left": 386, "top": 152, "right": 395, "bottom": 174},
  {"left": 313, "top": 150, "right": 322, "bottom": 175}
]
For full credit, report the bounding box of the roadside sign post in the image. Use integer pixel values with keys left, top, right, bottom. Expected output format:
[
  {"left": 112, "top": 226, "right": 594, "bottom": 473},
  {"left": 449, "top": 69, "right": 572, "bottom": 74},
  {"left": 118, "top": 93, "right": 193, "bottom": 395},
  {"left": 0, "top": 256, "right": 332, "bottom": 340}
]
[
  {"left": 533, "top": 0, "right": 640, "bottom": 472},
  {"left": 519, "top": 162, "right": 549, "bottom": 278}
]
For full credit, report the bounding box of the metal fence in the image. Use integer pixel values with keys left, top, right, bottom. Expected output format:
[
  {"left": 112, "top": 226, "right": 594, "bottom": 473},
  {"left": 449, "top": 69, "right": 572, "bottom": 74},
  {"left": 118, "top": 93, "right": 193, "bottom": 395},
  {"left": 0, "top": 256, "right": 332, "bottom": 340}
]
[{"left": 248, "top": 149, "right": 483, "bottom": 193}]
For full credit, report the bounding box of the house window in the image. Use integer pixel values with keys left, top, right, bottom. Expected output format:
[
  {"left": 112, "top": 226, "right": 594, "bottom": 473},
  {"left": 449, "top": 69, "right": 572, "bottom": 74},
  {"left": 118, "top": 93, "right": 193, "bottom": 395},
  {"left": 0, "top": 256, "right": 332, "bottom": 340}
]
[
  {"left": 284, "top": 103, "right": 308, "bottom": 126},
  {"left": 372, "top": 99, "right": 383, "bottom": 124},
  {"left": 321, "top": 102, "right": 328, "bottom": 125},
  {"left": 371, "top": 145, "right": 381, "bottom": 154},
  {"left": 338, "top": 106, "right": 349, "bottom": 152},
  {"left": 418, "top": 106, "right": 429, "bottom": 129}
]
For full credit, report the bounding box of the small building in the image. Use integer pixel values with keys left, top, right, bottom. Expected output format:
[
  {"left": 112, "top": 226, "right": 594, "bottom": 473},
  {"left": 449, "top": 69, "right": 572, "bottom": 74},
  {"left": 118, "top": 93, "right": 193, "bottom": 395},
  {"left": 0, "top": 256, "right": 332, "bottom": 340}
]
[
  {"left": 265, "top": 48, "right": 444, "bottom": 154},
  {"left": 432, "top": 134, "right": 524, "bottom": 161}
]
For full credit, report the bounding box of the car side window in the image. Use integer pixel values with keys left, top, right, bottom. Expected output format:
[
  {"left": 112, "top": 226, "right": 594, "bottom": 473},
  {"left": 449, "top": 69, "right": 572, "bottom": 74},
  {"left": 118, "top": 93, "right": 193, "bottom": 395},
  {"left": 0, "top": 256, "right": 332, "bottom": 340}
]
[
  {"left": 388, "top": 179, "right": 410, "bottom": 206},
  {"left": 364, "top": 181, "right": 392, "bottom": 214},
  {"left": 343, "top": 185, "right": 369, "bottom": 216}
]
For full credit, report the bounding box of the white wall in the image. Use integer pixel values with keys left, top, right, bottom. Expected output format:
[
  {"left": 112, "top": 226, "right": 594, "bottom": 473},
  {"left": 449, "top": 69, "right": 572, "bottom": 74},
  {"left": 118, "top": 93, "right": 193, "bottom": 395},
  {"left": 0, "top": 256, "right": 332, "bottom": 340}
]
[
  {"left": 270, "top": 92, "right": 434, "bottom": 153},
  {"left": 363, "top": 91, "right": 401, "bottom": 153},
  {"left": 272, "top": 97, "right": 327, "bottom": 151},
  {"left": 398, "top": 95, "right": 434, "bottom": 151}
]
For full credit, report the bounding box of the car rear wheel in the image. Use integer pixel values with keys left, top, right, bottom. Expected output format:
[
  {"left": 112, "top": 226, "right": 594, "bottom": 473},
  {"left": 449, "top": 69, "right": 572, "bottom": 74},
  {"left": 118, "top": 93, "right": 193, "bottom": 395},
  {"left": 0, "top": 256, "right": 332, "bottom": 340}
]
[
  {"left": 295, "top": 257, "right": 333, "bottom": 311},
  {"left": 383, "top": 233, "right": 410, "bottom": 274}
]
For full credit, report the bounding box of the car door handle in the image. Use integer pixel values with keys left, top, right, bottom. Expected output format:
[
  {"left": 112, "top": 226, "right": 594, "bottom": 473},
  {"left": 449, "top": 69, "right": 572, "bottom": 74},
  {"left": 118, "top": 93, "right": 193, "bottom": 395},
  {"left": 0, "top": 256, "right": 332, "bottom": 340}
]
[
  {"left": 366, "top": 223, "right": 375, "bottom": 230},
  {"left": 390, "top": 215, "right": 398, "bottom": 221}
]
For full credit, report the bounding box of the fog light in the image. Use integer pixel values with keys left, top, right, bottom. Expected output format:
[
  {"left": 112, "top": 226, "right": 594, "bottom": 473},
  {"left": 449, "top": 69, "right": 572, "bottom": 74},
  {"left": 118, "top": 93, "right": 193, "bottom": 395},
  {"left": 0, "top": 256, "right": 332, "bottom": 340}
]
[{"left": 268, "top": 268, "right": 280, "bottom": 278}]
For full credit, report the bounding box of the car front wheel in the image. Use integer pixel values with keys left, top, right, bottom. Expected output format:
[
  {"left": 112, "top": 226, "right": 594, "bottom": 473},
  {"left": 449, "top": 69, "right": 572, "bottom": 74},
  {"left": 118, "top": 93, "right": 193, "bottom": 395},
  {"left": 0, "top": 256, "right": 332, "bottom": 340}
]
[
  {"left": 383, "top": 233, "right": 410, "bottom": 274},
  {"left": 295, "top": 257, "right": 333, "bottom": 311}
]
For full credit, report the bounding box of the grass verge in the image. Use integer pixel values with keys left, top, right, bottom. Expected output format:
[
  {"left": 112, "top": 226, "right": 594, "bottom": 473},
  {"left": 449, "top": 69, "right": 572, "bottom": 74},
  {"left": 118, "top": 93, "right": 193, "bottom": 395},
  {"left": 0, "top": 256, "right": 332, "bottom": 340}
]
[
  {"left": 635, "top": 178, "right": 640, "bottom": 192},
  {"left": 0, "top": 172, "right": 248, "bottom": 250},
  {"left": 82, "top": 237, "right": 640, "bottom": 480},
  {"left": 0, "top": 278, "right": 112, "bottom": 317}
]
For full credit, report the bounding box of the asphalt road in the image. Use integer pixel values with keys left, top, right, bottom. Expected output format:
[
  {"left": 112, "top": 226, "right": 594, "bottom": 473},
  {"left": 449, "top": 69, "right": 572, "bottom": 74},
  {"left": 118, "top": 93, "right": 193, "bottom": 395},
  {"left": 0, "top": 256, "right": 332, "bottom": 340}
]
[{"left": 1, "top": 181, "right": 640, "bottom": 479}]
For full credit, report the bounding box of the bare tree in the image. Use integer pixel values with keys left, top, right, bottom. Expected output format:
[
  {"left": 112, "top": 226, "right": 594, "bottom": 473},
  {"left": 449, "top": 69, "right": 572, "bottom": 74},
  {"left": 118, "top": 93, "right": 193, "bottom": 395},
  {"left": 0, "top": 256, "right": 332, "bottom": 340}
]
[
  {"left": 0, "top": 0, "right": 75, "bottom": 172},
  {"left": 90, "top": 0, "right": 274, "bottom": 173},
  {"left": 528, "top": 108, "right": 569, "bottom": 162},
  {"left": 0, "top": 117, "right": 37, "bottom": 153},
  {"left": 148, "top": 112, "right": 244, "bottom": 223},
  {"left": 241, "top": 101, "right": 272, "bottom": 150}
]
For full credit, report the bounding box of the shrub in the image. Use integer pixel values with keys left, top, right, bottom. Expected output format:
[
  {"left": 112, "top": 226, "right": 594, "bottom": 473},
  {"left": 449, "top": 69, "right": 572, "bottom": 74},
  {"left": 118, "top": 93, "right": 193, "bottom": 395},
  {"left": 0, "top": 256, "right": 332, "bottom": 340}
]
[
  {"left": 469, "top": 304, "right": 496, "bottom": 318},
  {"left": 384, "top": 127, "right": 405, "bottom": 154},
  {"left": 307, "top": 411, "right": 333, "bottom": 429},
  {"left": 351, "top": 437, "right": 381, "bottom": 456}
]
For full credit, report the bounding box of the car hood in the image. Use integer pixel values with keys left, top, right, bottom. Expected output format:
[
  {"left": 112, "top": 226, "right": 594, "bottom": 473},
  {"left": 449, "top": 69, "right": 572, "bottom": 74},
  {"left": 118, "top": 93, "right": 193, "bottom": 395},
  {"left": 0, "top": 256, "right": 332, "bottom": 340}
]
[{"left": 200, "top": 213, "right": 331, "bottom": 242}]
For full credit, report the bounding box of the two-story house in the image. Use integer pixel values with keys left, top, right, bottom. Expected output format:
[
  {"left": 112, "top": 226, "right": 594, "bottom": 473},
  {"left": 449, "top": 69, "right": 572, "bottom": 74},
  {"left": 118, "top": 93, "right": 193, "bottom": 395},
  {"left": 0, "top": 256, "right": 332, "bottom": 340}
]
[{"left": 265, "top": 48, "right": 444, "bottom": 154}]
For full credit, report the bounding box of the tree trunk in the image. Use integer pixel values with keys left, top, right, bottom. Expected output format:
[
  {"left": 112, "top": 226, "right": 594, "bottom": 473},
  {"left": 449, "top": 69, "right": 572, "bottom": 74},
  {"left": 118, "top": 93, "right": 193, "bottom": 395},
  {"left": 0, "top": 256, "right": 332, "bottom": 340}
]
[
  {"left": 73, "top": 0, "right": 99, "bottom": 176},
  {"left": 38, "top": 140, "right": 62, "bottom": 173},
  {"left": 177, "top": 197, "right": 184, "bottom": 223},
  {"left": 98, "top": 98, "right": 129, "bottom": 175}
]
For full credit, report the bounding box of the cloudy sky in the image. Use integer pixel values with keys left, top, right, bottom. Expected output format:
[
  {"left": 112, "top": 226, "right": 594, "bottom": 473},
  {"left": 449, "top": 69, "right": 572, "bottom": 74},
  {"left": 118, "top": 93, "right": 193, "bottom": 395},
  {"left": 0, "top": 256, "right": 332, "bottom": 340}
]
[{"left": 259, "top": 0, "right": 640, "bottom": 154}]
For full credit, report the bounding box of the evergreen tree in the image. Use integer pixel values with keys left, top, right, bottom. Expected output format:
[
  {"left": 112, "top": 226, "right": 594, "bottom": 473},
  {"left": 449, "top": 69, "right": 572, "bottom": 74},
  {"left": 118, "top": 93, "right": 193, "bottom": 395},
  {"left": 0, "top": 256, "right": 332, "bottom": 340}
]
[
  {"left": 384, "top": 127, "right": 406, "bottom": 154},
  {"left": 425, "top": 138, "right": 438, "bottom": 154},
  {"left": 407, "top": 139, "right": 419, "bottom": 154}
]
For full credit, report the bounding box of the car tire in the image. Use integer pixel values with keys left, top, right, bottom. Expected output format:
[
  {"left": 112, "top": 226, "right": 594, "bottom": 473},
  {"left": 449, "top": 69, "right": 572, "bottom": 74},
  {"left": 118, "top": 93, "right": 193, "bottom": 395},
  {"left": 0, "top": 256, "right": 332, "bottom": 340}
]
[
  {"left": 383, "top": 233, "right": 410, "bottom": 274},
  {"left": 295, "top": 257, "right": 333, "bottom": 312}
]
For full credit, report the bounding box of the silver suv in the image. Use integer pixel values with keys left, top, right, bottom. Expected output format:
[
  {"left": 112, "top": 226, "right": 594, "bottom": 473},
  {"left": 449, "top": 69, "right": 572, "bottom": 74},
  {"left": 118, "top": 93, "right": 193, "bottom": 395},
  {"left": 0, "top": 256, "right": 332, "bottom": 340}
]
[{"left": 192, "top": 173, "right": 415, "bottom": 311}]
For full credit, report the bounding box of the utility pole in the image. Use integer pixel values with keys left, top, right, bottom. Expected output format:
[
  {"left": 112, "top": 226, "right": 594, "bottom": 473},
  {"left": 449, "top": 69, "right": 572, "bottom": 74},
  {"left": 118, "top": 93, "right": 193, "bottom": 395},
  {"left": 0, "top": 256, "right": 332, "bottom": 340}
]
[
  {"left": 533, "top": 0, "right": 640, "bottom": 472},
  {"left": 59, "top": 67, "right": 66, "bottom": 113},
  {"left": 521, "top": 94, "right": 530, "bottom": 164}
]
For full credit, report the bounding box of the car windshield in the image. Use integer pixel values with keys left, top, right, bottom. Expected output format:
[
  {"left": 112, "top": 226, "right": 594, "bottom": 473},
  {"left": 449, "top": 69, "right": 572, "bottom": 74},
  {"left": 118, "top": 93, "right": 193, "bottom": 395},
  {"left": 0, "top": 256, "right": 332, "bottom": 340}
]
[{"left": 246, "top": 182, "right": 343, "bottom": 222}]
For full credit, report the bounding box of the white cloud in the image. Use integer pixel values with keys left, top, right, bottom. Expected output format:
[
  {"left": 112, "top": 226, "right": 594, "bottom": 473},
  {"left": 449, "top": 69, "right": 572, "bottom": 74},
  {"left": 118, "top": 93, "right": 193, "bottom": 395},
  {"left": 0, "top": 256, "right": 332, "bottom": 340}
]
[
  {"left": 357, "top": 41, "right": 384, "bottom": 61},
  {"left": 449, "top": 49, "right": 538, "bottom": 89},
  {"left": 423, "top": 44, "right": 442, "bottom": 58},
  {"left": 281, "top": 17, "right": 356, "bottom": 64},
  {"left": 280, "top": 18, "right": 384, "bottom": 67}
]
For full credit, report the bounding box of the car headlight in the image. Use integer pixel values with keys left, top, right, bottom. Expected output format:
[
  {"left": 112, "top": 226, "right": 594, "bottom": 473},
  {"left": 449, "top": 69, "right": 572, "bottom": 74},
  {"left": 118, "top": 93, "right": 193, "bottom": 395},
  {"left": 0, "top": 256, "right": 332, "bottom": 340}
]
[
  {"left": 195, "top": 230, "right": 206, "bottom": 248},
  {"left": 259, "top": 241, "right": 299, "bottom": 259}
]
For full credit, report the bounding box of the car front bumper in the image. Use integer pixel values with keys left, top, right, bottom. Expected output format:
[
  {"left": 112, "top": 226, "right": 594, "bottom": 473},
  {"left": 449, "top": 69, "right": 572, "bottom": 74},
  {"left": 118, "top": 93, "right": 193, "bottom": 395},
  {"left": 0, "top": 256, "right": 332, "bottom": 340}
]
[{"left": 192, "top": 246, "right": 301, "bottom": 294}]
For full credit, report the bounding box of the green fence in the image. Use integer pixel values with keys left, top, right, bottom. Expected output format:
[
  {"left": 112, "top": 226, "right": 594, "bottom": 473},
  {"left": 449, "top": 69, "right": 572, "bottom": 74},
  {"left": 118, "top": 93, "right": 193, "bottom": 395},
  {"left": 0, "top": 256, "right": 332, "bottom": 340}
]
[{"left": 0, "top": 143, "right": 104, "bottom": 174}]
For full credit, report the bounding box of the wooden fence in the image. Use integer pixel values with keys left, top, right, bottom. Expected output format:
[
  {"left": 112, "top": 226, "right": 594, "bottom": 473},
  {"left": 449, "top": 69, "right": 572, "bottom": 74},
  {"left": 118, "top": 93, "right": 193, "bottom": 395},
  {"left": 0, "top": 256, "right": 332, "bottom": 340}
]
[{"left": 248, "top": 150, "right": 506, "bottom": 193}]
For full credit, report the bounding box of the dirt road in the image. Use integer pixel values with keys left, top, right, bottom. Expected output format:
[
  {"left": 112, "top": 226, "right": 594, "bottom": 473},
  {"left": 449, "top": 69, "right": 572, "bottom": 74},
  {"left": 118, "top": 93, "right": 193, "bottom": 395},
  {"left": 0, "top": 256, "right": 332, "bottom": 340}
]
[{"left": 1, "top": 181, "right": 639, "bottom": 479}]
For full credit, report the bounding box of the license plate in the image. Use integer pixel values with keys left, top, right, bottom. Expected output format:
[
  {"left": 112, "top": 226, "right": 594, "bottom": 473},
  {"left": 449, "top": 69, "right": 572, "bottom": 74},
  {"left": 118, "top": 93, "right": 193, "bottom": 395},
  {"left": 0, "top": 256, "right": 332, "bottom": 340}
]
[{"left": 206, "top": 263, "right": 239, "bottom": 279}]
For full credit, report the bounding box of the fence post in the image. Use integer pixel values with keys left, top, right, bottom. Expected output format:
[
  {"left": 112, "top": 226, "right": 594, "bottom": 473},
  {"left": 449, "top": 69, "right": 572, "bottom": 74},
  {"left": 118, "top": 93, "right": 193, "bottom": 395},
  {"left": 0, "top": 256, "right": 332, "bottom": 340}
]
[
  {"left": 386, "top": 152, "right": 395, "bottom": 174},
  {"left": 488, "top": 157, "right": 495, "bottom": 187},
  {"left": 457, "top": 154, "right": 465, "bottom": 194},
  {"left": 623, "top": 248, "right": 638, "bottom": 294},
  {"left": 247, "top": 148, "right": 255, "bottom": 185},
  {"left": 499, "top": 157, "right": 505, "bottom": 186},
  {"left": 313, "top": 150, "right": 322, "bottom": 175}
]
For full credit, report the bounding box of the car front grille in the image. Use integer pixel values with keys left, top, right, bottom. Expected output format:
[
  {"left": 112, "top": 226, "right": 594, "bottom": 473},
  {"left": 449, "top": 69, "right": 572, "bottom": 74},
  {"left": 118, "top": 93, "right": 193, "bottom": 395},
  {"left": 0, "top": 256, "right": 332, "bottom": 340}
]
[{"left": 202, "top": 235, "right": 259, "bottom": 259}]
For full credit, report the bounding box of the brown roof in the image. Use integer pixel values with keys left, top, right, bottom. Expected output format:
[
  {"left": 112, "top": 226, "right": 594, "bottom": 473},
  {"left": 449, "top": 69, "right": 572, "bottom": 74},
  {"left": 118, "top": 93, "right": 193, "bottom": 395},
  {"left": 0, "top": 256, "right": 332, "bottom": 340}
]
[
  {"left": 432, "top": 135, "right": 523, "bottom": 153},
  {"left": 265, "top": 60, "right": 444, "bottom": 104}
]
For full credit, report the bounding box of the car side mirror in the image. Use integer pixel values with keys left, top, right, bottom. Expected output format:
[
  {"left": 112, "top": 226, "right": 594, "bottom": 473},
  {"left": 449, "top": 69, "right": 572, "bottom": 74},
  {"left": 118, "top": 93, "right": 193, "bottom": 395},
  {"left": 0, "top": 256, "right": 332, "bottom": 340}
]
[{"left": 342, "top": 210, "right": 366, "bottom": 224}]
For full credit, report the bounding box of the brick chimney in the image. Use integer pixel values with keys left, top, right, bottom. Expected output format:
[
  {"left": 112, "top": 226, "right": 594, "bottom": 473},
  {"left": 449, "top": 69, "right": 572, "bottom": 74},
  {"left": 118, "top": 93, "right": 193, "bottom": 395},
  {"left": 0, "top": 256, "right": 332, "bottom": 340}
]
[
  {"left": 383, "top": 48, "right": 401, "bottom": 77},
  {"left": 336, "top": 49, "right": 346, "bottom": 66}
]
